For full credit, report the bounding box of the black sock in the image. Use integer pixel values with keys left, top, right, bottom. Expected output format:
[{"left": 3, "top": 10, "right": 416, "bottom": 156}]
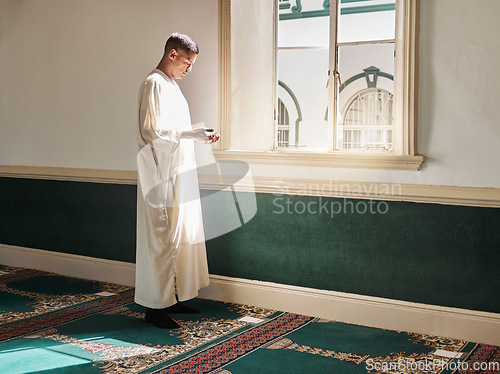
[
  {"left": 163, "top": 302, "right": 200, "bottom": 314},
  {"left": 145, "top": 308, "right": 180, "bottom": 328}
]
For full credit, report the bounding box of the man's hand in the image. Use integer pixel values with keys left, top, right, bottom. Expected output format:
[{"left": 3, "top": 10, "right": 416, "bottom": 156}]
[
  {"left": 203, "top": 128, "right": 220, "bottom": 144},
  {"left": 181, "top": 127, "right": 220, "bottom": 144}
]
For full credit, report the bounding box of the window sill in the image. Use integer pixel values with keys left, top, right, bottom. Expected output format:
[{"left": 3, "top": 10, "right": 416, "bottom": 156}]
[{"left": 212, "top": 150, "right": 425, "bottom": 170}]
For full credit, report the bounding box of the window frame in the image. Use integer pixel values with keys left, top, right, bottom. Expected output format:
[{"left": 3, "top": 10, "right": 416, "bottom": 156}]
[{"left": 215, "top": 0, "right": 424, "bottom": 170}]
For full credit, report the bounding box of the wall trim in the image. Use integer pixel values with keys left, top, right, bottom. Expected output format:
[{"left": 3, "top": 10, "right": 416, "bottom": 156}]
[
  {"left": 1, "top": 165, "right": 500, "bottom": 207},
  {"left": 0, "top": 244, "right": 136, "bottom": 286},
  {"left": 199, "top": 175, "right": 500, "bottom": 208},
  {"left": 1, "top": 244, "right": 499, "bottom": 345},
  {"left": 212, "top": 150, "right": 426, "bottom": 170},
  {"left": 200, "top": 274, "right": 500, "bottom": 346},
  {"left": 0, "top": 165, "right": 136, "bottom": 184}
]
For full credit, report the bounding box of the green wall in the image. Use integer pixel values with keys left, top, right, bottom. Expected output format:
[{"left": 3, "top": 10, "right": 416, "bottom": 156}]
[
  {"left": 1, "top": 177, "right": 499, "bottom": 313},
  {"left": 0, "top": 177, "right": 136, "bottom": 262},
  {"left": 205, "top": 191, "right": 500, "bottom": 313}
]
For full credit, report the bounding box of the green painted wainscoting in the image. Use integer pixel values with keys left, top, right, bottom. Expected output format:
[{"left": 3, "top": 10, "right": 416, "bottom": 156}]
[
  {"left": 0, "top": 177, "right": 499, "bottom": 313},
  {"left": 204, "top": 191, "right": 500, "bottom": 314},
  {"left": 0, "top": 177, "right": 137, "bottom": 263}
]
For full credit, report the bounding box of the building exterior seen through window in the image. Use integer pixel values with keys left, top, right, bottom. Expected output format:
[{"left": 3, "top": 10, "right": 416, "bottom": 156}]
[
  {"left": 342, "top": 88, "right": 393, "bottom": 150},
  {"left": 277, "top": 0, "right": 396, "bottom": 150}
]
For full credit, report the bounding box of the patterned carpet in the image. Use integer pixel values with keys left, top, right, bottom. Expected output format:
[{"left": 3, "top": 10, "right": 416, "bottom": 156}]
[{"left": 0, "top": 265, "right": 498, "bottom": 374}]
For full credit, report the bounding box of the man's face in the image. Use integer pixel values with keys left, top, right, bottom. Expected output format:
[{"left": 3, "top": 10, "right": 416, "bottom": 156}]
[{"left": 170, "top": 49, "right": 198, "bottom": 79}]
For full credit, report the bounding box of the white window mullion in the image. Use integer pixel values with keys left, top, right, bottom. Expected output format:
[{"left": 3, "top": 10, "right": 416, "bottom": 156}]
[{"left": 328, "top": 0, "right": 340, "bottom": 151}]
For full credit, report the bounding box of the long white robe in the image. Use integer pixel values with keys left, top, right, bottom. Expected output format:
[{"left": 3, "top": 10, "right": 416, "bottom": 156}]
[{"left": 135, "top": 69, "right": 209, "bottom": 309}]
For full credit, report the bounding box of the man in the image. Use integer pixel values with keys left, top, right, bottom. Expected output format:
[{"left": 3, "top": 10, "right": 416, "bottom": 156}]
[{"left": 136, "top": 33, "right": 219, "bottom": 329}]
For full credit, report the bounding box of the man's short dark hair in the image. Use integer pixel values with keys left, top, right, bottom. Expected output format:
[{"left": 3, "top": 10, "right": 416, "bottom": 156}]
[{"left": 165, "top": 32, "right": 199, "bottom": 55}]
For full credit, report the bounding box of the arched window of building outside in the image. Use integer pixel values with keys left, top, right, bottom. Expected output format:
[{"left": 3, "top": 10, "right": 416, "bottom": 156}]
[{"left": 341, "top": 88, "right": 393, "bottom": 150}]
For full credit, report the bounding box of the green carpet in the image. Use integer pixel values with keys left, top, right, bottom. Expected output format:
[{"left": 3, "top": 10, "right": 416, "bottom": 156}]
[{"left": 0, "top": 266, "right": 498, "bottom": 374}]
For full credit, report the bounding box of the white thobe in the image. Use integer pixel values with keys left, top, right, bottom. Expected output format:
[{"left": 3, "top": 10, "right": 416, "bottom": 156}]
[{"left": 135, "top": 68, "right": 209, "bottom": 309}]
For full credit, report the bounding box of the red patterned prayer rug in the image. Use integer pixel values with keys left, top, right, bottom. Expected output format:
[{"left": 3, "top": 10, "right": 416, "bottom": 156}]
[
  {"left": 154, "top": 313, "right": 314, "bottom": 373},
  {"left": 452, "top": 344, "right": 500, "bottom": 374},
  {"left": 0, "top": 290, "right": 135, "bottom": 342}
]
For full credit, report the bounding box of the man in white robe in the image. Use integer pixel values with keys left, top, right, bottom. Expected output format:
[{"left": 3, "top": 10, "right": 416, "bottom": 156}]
[{"left": 136, "top": 33, "right": 219, "bottom": 328}]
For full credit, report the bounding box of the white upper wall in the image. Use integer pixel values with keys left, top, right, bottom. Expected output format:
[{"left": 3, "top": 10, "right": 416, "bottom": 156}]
[
  {"left": 414, "top": 0, "right": 500, "bottom": 188},
  {"left": 0, "top": 0, "right": 218, "bottom": 170},
  {"left": 1, "top": 0, "right": 499, "bottom": 188}
]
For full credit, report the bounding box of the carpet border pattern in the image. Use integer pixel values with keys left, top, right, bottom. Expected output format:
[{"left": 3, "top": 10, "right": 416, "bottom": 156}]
[
  {"left": 0, "top": 290, "right": 135, "bottom": 342},
  {"left": 153, "top": 312, "right": 314, "bottom": 374}
]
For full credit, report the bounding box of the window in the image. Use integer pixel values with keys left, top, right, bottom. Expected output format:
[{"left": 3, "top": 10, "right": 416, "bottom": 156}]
[{"left": 216, "top": 0, "right": 423, "bottom": 170}]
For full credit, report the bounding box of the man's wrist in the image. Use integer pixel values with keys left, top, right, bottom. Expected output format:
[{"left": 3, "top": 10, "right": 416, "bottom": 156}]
[{"left": 180, "top": 129, "right": 195, "bottom": 140}]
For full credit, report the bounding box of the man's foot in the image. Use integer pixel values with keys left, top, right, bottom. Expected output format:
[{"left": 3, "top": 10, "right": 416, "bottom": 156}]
[
  {"left": 163, "top": 302, "right": 200, "bottom": 314},
  {"left": 145, "top": 308, "right": 180, "bottom": 329}
]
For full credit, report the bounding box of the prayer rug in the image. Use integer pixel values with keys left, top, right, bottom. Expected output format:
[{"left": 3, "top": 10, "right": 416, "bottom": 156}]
[{"left": 0, "top": 265, "right": 499, "bottom": 374}]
